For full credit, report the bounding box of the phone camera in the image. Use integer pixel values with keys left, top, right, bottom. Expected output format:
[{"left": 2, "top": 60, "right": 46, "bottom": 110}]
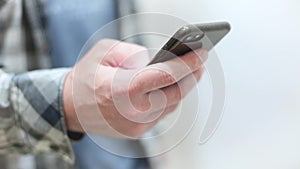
[
  {"left": 184, "top": 35, "right": 194, "bottom": 42},
  {"left": 183, "top": 33, "right": 202, "bottom": 42}
]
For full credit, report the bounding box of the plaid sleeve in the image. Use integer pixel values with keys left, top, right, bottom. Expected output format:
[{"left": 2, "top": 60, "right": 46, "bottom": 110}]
[{"left": 0, "top": 68, "right": 74, "bottom": 164}]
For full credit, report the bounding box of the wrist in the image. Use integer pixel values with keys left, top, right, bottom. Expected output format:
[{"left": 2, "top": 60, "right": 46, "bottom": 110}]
[{"left": 63, "top": 71, "right": 84, "bottom": 133}]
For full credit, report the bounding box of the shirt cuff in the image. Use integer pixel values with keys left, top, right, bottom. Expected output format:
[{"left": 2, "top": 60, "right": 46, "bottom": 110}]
[{"left": 9, "top": 68, "right": 74, "bottom": 163}]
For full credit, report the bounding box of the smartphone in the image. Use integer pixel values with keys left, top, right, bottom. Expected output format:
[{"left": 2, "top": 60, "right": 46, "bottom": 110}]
[{"left": 147, "top": 22, "right": 231, "bottom": 65}]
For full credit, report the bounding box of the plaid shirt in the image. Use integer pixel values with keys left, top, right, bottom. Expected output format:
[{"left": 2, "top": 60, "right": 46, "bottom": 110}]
[
  {"left": 0, "top": 0, "right": 74, "bottom": 168},
  {"left": 0, "top": 0, "right": 153, "bottom": 168}
]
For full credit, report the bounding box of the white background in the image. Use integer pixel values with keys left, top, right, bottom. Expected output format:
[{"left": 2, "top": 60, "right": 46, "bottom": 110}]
[{"left": 136, "top": 0, "right": 300, "bottom": 169}]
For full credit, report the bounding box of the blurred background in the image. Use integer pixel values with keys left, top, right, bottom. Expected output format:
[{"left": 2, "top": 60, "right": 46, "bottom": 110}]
[
  {"left": 2, "top": 0, "right": 299, "bottom": 169},
  {"left": 134, "top": 0, "right": 300, "bottom": 169}
]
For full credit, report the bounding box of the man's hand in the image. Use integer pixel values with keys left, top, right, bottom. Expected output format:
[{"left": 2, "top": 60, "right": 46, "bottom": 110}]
[{"left": 63, "top": 39, "right": 207, "bottom": 138}]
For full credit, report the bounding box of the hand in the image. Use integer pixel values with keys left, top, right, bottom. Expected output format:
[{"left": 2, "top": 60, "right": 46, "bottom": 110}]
[{"left": 63, "top": 39, "right": 207, "bottom": 138}]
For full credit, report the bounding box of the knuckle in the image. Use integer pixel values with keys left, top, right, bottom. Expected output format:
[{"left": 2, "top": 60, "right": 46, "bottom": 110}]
[
  {"left": 191, "top": 55, "right": 201, "bottom": 68},
  {"left": 173, "top": 87, "right": 182, "bottom": 101},
  {"left": 98, "top": 92, "right": 113, "bottom": 105},
  {"left": 164, "top": 104, "right": 179, "bottom": 114},
  {"left": 171, "top": 104, "right": 179, "bottom": 111},
  {"left": 128, "top": 82, "right": 142, "bottom": 94},
  {"left": 128, "top": 103, "right": 150, "bottom": 119},
  {"left": 105, "top": 92, "right": 113, "bottom": 102},
  {"left": 137, "top": 101, "right": 151, "bottom": 112},
  {"left": 126, "top": 110, "right": 140, "bottom": 120},
  {"left": 195, "top": 69, "right": 203, "bottom": 81},
  {"left": 160, "top": 71, "right": 176, "bottom": 84},
  {"left": 123, "top": 108, "right": 143, "bottom": 121},
  {"left": 95, "top": 79, "right": 114, "bottom": 105},
  {"left": 99, "top": 97, "right": 111, "bottom": 105}
]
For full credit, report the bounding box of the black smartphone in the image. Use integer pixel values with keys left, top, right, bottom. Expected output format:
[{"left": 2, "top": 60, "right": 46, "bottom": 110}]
[{"left": 147, "top": 22, "right": 231, "bottom": 65}]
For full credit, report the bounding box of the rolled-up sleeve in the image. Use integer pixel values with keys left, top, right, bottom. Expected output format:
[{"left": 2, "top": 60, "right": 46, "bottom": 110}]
[{"left": 0, "top": 68, "right": 74, "bottom": 163}]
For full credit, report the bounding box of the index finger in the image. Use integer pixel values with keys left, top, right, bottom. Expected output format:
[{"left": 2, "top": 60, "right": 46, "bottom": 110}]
[{"left": 131, "top": 49, "right": 208, "bottom": 93}]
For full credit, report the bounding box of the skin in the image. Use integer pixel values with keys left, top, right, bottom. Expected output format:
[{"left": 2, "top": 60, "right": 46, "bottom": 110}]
[{"left": 63, "top": 39, "right": 207, "bottom": 139}]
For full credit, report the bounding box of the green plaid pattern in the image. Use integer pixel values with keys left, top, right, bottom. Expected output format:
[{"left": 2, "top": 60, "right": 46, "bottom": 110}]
[
  {"left": 0, "top": 0, "right": 74, "bottom": 168},
  {"left": 0, "top": 0, "right": 139, "bottom": 168}
]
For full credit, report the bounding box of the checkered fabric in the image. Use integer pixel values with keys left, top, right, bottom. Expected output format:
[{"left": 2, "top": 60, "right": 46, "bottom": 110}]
[
  {"left": 0, "top": 0, "right": 141, "bottom": 168},
  {"left": 0, "top": 0, "right": 74, "bottom": 168},
  {"left": 0, "top": 69, "right": 74, "bottom": 163}
]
